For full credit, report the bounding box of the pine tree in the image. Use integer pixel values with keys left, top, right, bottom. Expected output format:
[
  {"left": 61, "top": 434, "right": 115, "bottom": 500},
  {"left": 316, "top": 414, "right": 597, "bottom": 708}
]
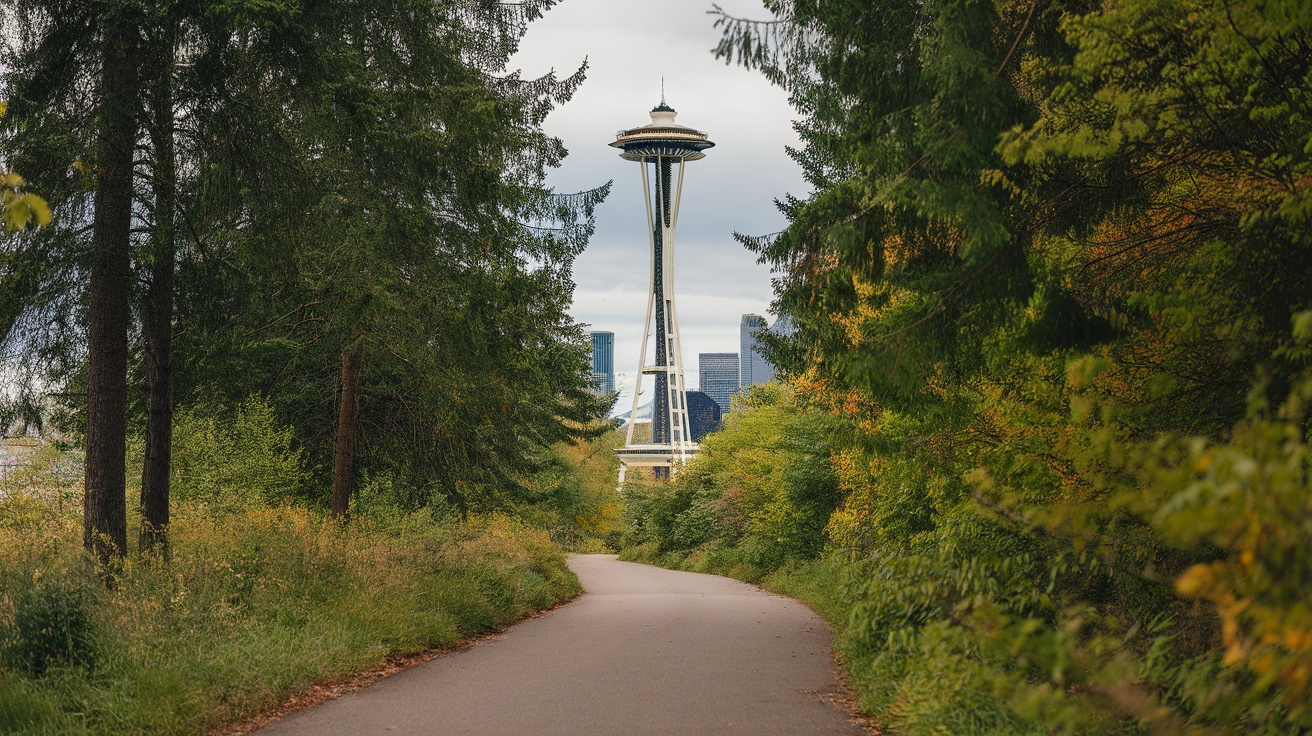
[
  {"left": 3, "top": 0, "right": 610, "bottom": 546},
  {"left": 139, "top": 5, "right": 177, "bottom": 554},
  {"left": 83, "top": 4, "right": 142, "bottom": 563}
]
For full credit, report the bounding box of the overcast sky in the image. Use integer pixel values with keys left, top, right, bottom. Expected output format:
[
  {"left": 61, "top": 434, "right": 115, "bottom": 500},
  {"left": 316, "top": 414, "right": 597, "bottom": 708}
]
[{"left": 510, "top": 0, "right": 807, "bottom": 405}]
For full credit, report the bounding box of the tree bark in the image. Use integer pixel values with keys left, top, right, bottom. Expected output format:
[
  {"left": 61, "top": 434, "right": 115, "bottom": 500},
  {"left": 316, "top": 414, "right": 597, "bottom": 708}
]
[
  {"left": 140, "top": 18, "right": 176, "bottom": 557},
  {"left": 332, "top": 346, "right": 363, "bottom": 520},
  {"left": 85, "top": 18, "right": 138, "bottom": 563}
]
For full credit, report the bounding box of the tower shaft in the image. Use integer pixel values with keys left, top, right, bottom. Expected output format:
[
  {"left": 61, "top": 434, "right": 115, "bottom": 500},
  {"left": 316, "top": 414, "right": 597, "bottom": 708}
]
[
  {"left": 610, "top": 101, "right": 713, "bottom": 484},
  {"left": 643, "top": 156, "right": 690, "bottom": 465},
  {"left": 651, "top": 157, "right": 671, "bottom": 446}
]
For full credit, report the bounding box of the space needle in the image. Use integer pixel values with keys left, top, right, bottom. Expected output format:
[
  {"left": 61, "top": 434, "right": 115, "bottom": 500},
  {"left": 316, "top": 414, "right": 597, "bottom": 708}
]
[{"left": 611, "top": 94, "right": 714, "bottom": 483}]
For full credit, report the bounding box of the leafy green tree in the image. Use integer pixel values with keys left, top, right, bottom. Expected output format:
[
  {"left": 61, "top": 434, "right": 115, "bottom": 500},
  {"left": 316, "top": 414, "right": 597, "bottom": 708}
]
[
  {"left": 0, "top": 103, "right": 52, "bottom": 435},
  {"left": 2, "top": 0, "right": 610, "bottom": 556},
  {"left": 158, "top": 1, "right": 611, "bottom": 515},
  {"left": 695, "top": 0, "right": 1312, "bottom": 732}
]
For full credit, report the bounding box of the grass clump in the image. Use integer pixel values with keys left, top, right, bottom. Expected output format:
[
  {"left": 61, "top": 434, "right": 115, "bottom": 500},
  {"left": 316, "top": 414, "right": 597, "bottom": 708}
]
[
  {"left": 2, "top": 579, "right": 98, "bottom": 677},
  {"left": 0, "top": 445, "right": 579, "bottom": 735}
]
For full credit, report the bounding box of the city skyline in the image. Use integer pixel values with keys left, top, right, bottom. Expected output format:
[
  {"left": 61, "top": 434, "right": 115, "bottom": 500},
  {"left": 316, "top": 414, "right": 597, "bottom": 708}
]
[{"left": 605, "top": 312, "right": 786, "bottom": 418}]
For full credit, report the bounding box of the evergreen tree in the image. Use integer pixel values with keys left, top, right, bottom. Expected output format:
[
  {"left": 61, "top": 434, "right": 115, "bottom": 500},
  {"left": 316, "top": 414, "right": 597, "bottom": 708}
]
[
  {"left": 710, "top": 0, "right": 1312, "bottom": 731},
  {"left": 2, "top": 0, "right": 611, "bottom": 550}
]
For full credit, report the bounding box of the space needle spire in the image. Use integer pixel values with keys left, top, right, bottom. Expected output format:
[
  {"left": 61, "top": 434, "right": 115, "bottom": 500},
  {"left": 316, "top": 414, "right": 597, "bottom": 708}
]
[{"left": 611, "top": 94, "right": 714, "bottom": 483}]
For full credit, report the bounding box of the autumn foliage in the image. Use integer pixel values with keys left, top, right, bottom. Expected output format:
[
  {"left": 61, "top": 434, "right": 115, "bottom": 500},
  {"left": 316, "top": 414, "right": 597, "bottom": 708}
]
[{"left": 625, "top": 0, "right": 1312, "bottom": 733}]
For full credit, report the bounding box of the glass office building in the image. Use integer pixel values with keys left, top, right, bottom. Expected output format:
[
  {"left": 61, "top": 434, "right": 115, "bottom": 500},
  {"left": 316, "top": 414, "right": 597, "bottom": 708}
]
[
  {"left": 739, "top": 314, "right": 775, "bottom": 387},
  {"left": 686, "top": 391, "right": 723, "bottom": 441},
  {"left": 698, "top": 352, "right": 739, "bottom": 415},
  {"left": 770, "top": 314, "right": 796, "bottom": 339},
  {"left": 589, "top": 331, "right": 615, "bottom": 396}
]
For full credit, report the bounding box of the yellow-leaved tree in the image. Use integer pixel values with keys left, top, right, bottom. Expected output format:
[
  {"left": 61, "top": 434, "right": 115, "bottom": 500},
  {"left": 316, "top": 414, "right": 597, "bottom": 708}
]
[{"left": 0, "top": 102, "right": 51, "bottom": 232}]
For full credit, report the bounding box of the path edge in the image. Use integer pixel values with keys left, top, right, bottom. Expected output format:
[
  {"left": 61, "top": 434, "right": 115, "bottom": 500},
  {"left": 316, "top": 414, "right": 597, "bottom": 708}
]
[{"left": 213, "top": 595, "right": 581, "bottom": 735}]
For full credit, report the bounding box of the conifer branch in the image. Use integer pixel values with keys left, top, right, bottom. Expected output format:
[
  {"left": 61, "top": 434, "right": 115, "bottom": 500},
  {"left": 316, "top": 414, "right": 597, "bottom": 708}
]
[{"left": 993, "top": 0, "right": 1043, "bottom": 78}]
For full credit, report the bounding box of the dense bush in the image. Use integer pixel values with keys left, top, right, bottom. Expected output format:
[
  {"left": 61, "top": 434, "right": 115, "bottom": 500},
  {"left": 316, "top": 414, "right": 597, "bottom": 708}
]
[
  {"left": 621, "top": 384, "right": 840, "bottom": 578},
  {"left": 518, "top": 427, "right": 626, "bottom": 551},
  {"left": 624, "top": 371, "right": 1312, "bottom": 734},
  {"left": 165, "top": 396, "right": 309, "bottom": 508},
  {"left": 2, "top": 579, "right": 97, "bottom": 677}
]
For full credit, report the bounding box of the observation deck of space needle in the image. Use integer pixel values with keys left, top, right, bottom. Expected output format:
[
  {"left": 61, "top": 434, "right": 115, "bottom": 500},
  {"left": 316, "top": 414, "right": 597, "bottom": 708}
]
[{"left": 610, "top": 84, "right": 714, "bottom": 484}]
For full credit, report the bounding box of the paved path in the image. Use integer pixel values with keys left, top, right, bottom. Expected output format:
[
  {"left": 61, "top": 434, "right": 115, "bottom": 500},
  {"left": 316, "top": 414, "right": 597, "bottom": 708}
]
[{"left": 258, "top": 554, "right": 865, "bottom": 735}]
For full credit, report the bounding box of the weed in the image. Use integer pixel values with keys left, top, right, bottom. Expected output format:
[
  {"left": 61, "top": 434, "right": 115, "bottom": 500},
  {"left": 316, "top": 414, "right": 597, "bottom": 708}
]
[{"left": 2, "top": 579, "right": 97, "bottom": 676}]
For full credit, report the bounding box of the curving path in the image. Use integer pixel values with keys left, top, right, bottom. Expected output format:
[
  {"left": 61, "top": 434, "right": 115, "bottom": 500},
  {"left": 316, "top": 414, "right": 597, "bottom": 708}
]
[{"left": 257, "top": 554, "right": 865, "bottom": 735}]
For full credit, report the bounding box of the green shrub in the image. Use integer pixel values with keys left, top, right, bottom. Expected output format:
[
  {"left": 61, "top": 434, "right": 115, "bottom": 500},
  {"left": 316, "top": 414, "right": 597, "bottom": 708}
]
[
  {"left": 0, "top": 441, "right": 581, "bottom": 734},
  {"left": 0, "top": 499, "right": 579, "bottom": 734},
  {"left": 620, "top": 384, "right": 839, "bottom": 571},
  {"left": 170, "top": 396, "right": 308, "bottom": 508},
  {"left": 2, "top": 579, "right": 97, "bottom": 677}
]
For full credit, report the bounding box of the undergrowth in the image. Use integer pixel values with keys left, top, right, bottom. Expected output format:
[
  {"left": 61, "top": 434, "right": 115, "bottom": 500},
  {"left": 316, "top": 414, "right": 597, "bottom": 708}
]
[
  {"left": 0, "top": 445, "right": 579, "bottom": 735},
  {"left": 620, "top": 380, "right": 1312, "bottom": 735}
]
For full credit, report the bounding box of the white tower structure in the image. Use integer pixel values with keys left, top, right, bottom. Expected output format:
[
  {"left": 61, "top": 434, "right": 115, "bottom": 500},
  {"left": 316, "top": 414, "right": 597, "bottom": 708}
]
[{"left": 611, "top": 97, "right": 714, "bottom": 483}]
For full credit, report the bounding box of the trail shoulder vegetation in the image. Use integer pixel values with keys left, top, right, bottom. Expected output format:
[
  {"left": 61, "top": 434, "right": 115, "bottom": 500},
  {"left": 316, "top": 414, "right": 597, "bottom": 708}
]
[{"left": 0, "top": 417, "right": 581, "bottom": 735}]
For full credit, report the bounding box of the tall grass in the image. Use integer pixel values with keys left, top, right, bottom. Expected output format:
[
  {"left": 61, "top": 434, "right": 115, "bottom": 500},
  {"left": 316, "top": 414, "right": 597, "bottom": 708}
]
[{"left": 0, "top": 445, "right": 579, "bottom": 735}]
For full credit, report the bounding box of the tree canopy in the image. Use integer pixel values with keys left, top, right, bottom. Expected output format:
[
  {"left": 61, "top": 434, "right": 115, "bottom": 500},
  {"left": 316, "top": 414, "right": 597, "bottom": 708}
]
[
  {"left": 677, "top": 0, "right": 1312, "bottom": 731},
  {"left": 1, "top": 0, "right": 612, "bottom": 553}
]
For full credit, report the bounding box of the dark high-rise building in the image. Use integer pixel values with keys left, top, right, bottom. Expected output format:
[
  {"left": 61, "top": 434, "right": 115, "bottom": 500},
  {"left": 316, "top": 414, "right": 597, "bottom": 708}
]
[
  {"left": 686, "top": 391, "right": 723, "bottom": 441},
  {"left": 740, "top": 314, "right": 774, "bottom": 387},
  {"left": 589, "top": 331, "right": 615, "bottom": 397},
  {"left": 699, "top": 352, "right": 739, "bottom": 415}
]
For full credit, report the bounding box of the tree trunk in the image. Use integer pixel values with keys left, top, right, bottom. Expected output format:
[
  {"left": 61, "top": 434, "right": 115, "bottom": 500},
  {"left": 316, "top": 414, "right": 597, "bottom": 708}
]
[
  {"left": 84, "top": 19, "right": 138, "bottom": 563},
  {"left": 140, "top": 18, "right": 176, "bottom": 557},
  {"left": 332, "top": 346, "right": 363, "bottom": 520}
]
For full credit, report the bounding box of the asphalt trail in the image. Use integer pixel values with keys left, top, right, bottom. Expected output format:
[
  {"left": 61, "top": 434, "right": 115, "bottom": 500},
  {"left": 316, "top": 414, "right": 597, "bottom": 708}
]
[{"left": 257, "top": 554, "right": 865, "bottom": 735}]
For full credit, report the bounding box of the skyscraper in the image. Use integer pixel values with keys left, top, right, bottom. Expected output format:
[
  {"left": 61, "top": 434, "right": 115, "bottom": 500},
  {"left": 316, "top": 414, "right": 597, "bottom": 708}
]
[
  {"left": 699, "top": 352, "right": 739, "bottom": 415},
  {"left": 685, "top": 391, "right": 723, "bottom": 441},
  {"left": 740, "top": 314, "right": 774, "bottom": 387},
  {"left": 589, "top": 331, "right": 615, "bottom": 396}
]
